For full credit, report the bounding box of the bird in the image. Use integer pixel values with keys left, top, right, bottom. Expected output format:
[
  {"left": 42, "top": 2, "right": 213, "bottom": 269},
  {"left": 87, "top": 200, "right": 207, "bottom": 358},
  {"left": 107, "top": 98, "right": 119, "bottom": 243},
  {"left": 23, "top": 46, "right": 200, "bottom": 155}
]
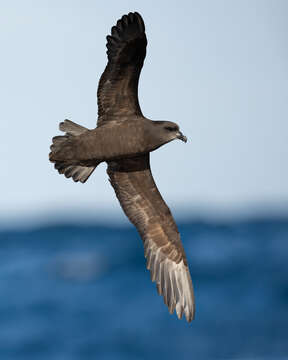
[{"left": 49, "top": 12, "right": 195, "bottom": 322}]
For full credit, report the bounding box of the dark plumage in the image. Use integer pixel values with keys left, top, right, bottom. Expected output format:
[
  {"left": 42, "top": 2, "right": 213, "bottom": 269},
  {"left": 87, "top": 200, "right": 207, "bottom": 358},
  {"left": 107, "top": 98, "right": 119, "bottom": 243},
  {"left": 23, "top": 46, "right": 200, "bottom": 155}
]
[{"left": 49, "top": 12, "right": 195, "bottom": 322}]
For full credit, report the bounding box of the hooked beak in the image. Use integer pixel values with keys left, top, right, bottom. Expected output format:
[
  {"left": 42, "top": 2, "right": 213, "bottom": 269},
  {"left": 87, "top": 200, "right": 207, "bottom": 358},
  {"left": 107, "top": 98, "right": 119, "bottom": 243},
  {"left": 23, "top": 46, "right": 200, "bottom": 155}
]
[{"left": 176, "top": 131, "right": 187, "bottom": 143}]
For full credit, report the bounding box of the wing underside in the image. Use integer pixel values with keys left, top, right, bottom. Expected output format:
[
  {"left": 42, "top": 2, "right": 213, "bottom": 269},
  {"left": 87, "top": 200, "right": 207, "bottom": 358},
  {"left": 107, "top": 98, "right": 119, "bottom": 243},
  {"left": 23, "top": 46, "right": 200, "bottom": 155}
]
[{"left": 107, "top": 154, "right": 195, "bottom": 322}]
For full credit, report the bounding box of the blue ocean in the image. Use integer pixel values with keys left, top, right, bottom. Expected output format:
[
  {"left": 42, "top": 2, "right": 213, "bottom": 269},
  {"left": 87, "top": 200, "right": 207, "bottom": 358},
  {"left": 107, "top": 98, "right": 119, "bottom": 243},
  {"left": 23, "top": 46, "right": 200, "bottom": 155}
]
[{"left": 0, "top": 218, "right": 287, "bottom": 360}]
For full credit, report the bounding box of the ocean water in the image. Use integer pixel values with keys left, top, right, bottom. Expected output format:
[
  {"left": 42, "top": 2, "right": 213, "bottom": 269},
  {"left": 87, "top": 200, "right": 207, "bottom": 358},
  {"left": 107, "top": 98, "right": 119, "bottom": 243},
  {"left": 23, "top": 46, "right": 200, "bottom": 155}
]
[{"left": 0, "top": 218, "right": 287, "bottom": 360}]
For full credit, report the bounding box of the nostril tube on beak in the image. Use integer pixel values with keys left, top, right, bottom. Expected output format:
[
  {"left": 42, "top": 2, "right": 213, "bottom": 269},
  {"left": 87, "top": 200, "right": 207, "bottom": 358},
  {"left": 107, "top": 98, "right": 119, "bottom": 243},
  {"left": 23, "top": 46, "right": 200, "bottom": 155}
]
[{"left": 177, "top": 131, "right": 187, "bottom": 143}]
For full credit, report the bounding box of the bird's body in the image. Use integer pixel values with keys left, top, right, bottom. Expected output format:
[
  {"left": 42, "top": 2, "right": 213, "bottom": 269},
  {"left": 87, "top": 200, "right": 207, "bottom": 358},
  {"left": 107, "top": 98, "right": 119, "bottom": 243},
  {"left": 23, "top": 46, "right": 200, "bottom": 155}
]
[
  {"left": 50, "top": 118, "right": 181, "bottom": 164},
  {"left": 49, "top": 12, "right": 195, "bottom": 322}
]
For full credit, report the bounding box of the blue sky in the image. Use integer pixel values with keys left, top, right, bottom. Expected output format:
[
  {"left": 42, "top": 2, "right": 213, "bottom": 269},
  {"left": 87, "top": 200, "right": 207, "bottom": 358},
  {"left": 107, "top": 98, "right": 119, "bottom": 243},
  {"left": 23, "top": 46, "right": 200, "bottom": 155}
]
[{"left": 1, "top": 0, "right": 288, "bottom": 223}]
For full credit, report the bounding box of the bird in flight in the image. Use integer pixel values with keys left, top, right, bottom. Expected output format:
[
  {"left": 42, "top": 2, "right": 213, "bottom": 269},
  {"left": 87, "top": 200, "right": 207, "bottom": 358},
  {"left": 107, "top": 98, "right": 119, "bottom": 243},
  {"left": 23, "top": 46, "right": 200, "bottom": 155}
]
[{"left": 49, "top": 12, "right": 195, "bottom": 322}]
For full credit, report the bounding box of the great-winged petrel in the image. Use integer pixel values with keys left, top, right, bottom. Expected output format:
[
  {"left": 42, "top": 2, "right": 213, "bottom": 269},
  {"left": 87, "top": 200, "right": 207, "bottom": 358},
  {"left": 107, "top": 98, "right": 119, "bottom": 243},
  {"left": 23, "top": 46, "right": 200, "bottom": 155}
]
[{"left": 49, "top": 12, "right": 195, "bottom": 322}]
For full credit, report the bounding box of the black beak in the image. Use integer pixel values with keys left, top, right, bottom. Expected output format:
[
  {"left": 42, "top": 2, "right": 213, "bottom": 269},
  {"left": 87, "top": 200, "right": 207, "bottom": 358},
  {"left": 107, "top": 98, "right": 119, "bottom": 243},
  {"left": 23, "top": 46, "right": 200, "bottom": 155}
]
[{"left": 176, "top": 131, "right": 187, "bottom": 143}]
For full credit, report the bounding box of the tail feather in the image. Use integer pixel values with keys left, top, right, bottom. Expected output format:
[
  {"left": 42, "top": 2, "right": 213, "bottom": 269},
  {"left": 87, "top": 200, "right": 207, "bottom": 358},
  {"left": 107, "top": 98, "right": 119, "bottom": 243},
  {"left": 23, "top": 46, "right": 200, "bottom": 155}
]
[
  {"left": 59, "top": 119, "right": 87, "bottom": 136},
  {"left": 54, "top": 162, "right": 97, "bottom": 183},
  {"left": 50, "top": 135, "right": 69, "bottom": 153},
  {"left": 49, "top": 119, "right": 98, "bottom": 183}
]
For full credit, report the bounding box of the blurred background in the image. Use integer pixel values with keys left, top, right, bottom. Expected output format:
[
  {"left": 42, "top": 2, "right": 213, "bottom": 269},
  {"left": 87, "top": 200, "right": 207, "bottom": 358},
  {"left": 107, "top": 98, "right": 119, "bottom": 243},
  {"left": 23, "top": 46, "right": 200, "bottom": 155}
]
[{"left": 1, "top": 0, "right": 288, "bottom": 359}]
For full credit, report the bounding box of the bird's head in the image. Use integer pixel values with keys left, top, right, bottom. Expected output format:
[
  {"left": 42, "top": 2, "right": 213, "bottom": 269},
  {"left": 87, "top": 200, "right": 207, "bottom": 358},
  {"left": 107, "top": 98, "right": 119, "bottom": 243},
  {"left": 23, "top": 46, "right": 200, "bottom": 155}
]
[{"left": 153, "top": 121, "right": 187, "bottom": 144}]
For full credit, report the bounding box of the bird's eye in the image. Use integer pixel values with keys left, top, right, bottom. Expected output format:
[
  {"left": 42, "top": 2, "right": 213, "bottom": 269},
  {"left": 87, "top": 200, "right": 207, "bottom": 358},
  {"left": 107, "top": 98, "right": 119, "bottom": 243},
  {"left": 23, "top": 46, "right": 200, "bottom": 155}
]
[{"left": 165, "top": 126, "right": 177, "bottom": 132}]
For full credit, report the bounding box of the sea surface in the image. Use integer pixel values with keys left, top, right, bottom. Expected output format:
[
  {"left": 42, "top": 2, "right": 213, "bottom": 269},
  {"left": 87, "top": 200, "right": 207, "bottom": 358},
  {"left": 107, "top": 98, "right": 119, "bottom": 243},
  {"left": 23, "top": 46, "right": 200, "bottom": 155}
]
[{"left": 0, "top": 218, "right": 287, "bottom": 360}]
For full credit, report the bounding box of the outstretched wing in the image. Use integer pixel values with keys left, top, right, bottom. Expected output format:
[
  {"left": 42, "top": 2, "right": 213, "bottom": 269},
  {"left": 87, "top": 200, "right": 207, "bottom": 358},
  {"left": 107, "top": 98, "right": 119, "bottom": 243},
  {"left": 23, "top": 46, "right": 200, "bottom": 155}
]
[
  {"left": 97, "top": 12, "right": 147, "bottom": 126},
  {"left": 107, "top": 155, "right": 195, "bottom": 322}
]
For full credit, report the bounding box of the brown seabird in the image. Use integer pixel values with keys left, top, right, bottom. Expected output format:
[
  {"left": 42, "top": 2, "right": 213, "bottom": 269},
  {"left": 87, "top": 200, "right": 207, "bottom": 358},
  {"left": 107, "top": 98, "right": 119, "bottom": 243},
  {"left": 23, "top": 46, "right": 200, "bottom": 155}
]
[{"left": 49, "top": 12, "right": 195, "bottom": 322}]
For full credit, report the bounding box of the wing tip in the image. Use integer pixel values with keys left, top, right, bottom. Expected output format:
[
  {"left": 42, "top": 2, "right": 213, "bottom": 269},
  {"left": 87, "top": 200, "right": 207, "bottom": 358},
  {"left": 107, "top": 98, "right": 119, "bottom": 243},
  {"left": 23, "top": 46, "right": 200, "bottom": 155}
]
[
  {"left": 145, "top": 239, "right": 196, "bottom": 323},
  {"left": 106, "top": 11, "right": 147, "bottom": 63},
  {"left": 112, "top": 11, "right": 145, "bottom": 35},
  {"left": 107, "top": 11, "right": 146, "bottom": 46},
  {"left": 119, "top": 11, "right": 145, "bottom": 31}
]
